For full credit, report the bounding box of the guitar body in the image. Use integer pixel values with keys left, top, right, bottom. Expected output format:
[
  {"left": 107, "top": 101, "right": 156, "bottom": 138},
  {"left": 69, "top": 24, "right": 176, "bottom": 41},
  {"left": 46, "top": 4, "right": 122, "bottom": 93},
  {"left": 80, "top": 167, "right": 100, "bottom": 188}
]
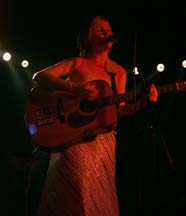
[
  {"left": 25, "top": 78, "right": 186, "bottom": 148},
  {"left": 25, "top": 80, "right": 118, "bottom": 148}
]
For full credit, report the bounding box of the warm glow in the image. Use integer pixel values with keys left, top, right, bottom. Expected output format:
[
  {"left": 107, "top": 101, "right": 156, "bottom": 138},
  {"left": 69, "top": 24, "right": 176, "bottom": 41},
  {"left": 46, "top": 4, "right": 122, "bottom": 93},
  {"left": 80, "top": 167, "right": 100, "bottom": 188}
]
[
  {"left": 156, "top": 63, "right": 165, "bottom": 72},
  {"left": 133, "top": 66, "right": 139, "bottom": 75},
  {"left": 182, "top": 60, "right": 186, "bottom": 68},
  {"left": 21, "top": 60, "right": 29, "bottom": 68},
  {"left": 2, "top": 52, "right": 11, "bottom": 61}
]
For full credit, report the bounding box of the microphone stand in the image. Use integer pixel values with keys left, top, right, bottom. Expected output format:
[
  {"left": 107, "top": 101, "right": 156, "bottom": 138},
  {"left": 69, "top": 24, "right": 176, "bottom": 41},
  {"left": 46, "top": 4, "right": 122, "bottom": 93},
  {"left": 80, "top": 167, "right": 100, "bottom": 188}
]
[
  {"left": 130, "top": 31, "right": 145, "bottom": 215},
  {"left": 130, "top": 32, "right": 176, "bottom": 216}
]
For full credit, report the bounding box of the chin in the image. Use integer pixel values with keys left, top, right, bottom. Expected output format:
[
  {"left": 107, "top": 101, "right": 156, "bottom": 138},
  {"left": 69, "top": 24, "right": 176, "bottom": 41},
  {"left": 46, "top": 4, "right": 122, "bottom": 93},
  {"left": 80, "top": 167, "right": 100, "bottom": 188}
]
[{"left": 106, "top": 42, "right": 114, "bottom": 48}]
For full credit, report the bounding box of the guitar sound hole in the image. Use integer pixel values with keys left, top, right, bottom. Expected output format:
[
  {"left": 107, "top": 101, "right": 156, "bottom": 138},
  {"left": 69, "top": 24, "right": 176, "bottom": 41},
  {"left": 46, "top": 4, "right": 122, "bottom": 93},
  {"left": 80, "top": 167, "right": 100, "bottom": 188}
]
[{"left": 80, "top": 99, "right": 97, "bottom": 113}]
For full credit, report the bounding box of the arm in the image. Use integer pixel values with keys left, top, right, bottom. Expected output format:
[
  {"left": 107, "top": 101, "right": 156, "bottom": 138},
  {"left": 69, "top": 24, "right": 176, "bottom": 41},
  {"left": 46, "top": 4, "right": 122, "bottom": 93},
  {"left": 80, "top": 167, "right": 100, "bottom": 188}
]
[
  {"left": 118, "top": 83, "right": 158, "bottom": 117},
  {"left": 115, "top": 64, "right": 158, "bottom": 117},
  {"left": 32, "top": 59, "right": 75, "bottom": 92},
  {"left": 32, "top": 58, "right": 100, "bottom": 100}
]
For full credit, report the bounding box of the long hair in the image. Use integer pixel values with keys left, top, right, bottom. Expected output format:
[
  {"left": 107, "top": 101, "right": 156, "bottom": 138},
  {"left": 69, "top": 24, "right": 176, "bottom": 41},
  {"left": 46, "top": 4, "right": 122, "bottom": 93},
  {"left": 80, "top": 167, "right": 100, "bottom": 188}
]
[{"left": 76, "top": 15, "right": 110, "bottom": 57}]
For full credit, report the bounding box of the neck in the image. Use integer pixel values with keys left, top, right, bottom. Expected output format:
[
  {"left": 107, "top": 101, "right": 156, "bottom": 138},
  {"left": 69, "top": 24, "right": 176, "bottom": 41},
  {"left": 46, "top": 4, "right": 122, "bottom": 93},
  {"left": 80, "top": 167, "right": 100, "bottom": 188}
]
[{"left": 86, "top": 50, "right": 109, "bottom": 66}]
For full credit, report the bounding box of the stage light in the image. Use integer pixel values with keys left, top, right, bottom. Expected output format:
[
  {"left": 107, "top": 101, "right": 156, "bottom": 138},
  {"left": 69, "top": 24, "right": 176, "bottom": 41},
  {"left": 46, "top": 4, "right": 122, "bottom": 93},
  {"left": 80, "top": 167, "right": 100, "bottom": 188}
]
[
  {"left": 2, "top": 52, "right": 11, "bottom": 61},
  {"left": 182, "top": 60, "right": 186, "bottom": 68},
  {"left": 156, "top": 63, "right": 165, "bottom": 72},
  {"left": 21, "top": 60, "right": 29, "bottom": 68},
  {"left": 132, "top": 66, "right": 140, "bottom": 75}
]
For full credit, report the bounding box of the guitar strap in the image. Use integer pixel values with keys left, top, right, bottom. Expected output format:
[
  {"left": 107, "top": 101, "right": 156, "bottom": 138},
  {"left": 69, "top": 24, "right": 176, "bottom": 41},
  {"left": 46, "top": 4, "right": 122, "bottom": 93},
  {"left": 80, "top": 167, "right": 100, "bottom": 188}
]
[{"left": 108, "top": 72, "right": 119, "bottom": 109}]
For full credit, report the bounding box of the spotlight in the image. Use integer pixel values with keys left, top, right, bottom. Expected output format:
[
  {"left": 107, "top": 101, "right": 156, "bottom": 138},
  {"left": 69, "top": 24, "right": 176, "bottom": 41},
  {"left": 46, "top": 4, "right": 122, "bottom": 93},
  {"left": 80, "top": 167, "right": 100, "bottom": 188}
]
[
  {"left": 156, "top": 63, "right": 165, "bottom": 72},
  {"left": 132, "top": 66, "right": 140, "bottom": 75},
  {"left": 2, "top": 52, "right": 11, "bottom": 61},
  {"left": 182, "top": 60, "right": 186, "bottom": 68},
  {"left": 21, "top": 60, "right": 29, "bottom": 68}
]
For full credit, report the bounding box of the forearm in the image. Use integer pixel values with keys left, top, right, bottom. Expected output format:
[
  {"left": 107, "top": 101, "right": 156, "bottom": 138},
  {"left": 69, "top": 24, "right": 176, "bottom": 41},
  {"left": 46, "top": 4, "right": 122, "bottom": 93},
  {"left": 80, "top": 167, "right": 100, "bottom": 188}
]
[{"left": 32, "top": 73, "right": 72, "bottom": 92}]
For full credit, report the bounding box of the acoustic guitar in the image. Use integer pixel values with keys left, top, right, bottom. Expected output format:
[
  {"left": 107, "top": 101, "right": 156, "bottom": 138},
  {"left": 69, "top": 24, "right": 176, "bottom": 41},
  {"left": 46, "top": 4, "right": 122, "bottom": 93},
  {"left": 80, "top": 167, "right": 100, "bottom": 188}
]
[{"left": 25, "top": 79, "right": 186, "bottom": 148}]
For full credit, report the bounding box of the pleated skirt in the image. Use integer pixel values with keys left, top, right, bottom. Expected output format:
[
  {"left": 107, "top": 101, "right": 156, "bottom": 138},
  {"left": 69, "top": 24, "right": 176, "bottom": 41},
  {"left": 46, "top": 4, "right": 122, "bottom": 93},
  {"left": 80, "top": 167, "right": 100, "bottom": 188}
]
[{"left": 37, "top": 131, "right": 120, "bottom": 216}]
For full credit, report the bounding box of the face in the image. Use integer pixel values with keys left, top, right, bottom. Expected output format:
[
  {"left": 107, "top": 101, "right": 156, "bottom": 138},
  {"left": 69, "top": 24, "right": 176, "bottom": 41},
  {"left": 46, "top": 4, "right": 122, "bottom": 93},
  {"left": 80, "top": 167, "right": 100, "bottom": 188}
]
[{"left": 88, "top": 16, "right": 114, "bottom": 51}]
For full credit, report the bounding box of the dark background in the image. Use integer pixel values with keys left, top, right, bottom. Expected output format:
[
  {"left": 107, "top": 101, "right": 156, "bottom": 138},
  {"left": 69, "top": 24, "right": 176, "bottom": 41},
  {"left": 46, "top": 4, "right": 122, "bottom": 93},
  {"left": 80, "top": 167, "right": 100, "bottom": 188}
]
[{"left": 0, "top": 1, "right": 186, "bottom": 215}]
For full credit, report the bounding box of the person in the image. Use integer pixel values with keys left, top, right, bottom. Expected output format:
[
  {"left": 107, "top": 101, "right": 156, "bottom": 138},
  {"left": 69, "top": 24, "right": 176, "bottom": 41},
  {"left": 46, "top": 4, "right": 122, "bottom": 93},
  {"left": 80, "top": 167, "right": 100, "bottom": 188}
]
[{"left": 29, "top": 15, "right": 158, "bottom": 216}]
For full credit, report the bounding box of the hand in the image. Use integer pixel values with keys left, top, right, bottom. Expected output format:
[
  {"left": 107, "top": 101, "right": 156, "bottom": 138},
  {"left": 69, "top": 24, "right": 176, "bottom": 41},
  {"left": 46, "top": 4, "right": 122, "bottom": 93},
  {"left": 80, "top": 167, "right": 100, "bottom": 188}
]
[
  {"left": 148, "top": 83, "right": 158, "bottom": 102},
  {"left": 68, "top": 81, "right": 99, "bottom": 101}
]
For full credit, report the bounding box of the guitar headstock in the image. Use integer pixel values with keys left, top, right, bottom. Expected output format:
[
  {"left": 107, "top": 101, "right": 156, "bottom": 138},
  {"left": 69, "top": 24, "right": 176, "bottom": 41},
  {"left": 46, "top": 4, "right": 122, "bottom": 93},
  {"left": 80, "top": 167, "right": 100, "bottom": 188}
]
[{"left": 176, "top": 81, "right": 186, "bottom": 91}]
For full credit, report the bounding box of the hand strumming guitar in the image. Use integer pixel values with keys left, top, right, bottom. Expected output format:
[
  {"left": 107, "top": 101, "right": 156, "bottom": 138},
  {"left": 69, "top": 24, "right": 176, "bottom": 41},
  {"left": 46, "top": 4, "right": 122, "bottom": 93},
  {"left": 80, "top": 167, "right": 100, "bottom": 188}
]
[{"left": 68, "top": 81, "right": 100, "bottom": 101}]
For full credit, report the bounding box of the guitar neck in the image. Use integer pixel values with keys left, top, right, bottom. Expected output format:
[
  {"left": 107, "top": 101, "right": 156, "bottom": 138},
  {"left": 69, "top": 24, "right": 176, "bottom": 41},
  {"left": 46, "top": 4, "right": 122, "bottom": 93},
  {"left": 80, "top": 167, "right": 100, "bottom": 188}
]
[
  {"left": 157, "top": 83, "right": 178, "bottom": 94},
  {"left": 100, "top": 89, "right": 142, "bottom": 107},
  {"left": 100, "top": 82, "right": 179, "bottom": 107}
]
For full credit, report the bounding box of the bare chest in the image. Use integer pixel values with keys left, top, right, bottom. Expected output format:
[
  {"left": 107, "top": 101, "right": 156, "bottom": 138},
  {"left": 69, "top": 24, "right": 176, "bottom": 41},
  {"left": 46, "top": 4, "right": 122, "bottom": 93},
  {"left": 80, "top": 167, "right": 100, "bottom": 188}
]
[{"left": 69, "top": 60, "right": 113, "bottom": 86}]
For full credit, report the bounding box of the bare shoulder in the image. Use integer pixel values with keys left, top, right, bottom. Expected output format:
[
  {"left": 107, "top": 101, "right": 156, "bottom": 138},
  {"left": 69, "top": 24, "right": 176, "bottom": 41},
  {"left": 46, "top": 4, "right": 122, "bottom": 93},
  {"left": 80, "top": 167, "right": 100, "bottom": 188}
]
[
  {"left": 54, "top": 56, "right": 78, "bottom": 67},
  {"left": 38, "top": 57, "right": 79, "bottom": 77},
  {"left": 107, "top": 58, "right": 127, "bottom": 76}
]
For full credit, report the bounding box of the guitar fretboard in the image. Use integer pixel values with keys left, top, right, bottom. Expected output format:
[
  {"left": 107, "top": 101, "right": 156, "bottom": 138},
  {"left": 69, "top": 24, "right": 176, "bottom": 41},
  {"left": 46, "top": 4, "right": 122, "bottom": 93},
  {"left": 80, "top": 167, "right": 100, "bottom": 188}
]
[
  {"left": 157, "top": 83, "right": 177, "bottom": 94},
  {"left": 99, "top": 89, "right": 143, "bottom": 107},
  {"left": 99, "top": 82, "right": 180, "bottom": 107}
]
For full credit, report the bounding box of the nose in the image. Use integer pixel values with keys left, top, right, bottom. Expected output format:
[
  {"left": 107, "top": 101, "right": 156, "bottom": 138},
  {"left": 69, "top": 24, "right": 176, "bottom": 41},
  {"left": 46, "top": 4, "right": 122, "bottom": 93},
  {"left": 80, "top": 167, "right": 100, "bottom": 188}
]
[{"left": 101, "top": 29, "right": 108, "bottom": 37}]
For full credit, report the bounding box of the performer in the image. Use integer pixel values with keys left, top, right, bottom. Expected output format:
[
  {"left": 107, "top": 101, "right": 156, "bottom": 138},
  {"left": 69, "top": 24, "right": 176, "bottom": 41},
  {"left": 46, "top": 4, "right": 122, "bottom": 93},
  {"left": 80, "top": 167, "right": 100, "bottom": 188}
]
[{"left": 31, "top": 15, "right": 158, "bottom": 216}]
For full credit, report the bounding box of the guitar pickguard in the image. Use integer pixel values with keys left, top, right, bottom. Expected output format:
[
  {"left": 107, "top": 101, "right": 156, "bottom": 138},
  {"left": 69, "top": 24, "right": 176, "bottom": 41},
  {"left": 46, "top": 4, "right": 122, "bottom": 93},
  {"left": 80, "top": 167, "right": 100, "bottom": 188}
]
[{"left": 68, "top": 111, "right": 97, "bottom": 128}]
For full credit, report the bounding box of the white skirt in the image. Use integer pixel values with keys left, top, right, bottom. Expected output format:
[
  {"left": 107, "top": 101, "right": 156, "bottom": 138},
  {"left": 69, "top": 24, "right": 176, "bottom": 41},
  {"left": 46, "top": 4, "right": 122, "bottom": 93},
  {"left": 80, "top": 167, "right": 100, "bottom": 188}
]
[{"left": 37, "top": 131, "right": 120, "bottom": 216}]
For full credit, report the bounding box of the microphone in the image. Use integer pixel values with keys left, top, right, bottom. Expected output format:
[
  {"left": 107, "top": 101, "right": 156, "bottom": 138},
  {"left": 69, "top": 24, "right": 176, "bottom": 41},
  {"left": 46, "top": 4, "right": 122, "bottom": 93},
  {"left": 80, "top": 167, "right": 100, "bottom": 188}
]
[
  {"left": 102, "top": 34, "right": 121, "bottom": 44},
  {"left": 102, "top": 34, "right": 120, "bottom": 44},
  {"left": 104, "top": 34, "right": 117, "bottom": 41}
]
